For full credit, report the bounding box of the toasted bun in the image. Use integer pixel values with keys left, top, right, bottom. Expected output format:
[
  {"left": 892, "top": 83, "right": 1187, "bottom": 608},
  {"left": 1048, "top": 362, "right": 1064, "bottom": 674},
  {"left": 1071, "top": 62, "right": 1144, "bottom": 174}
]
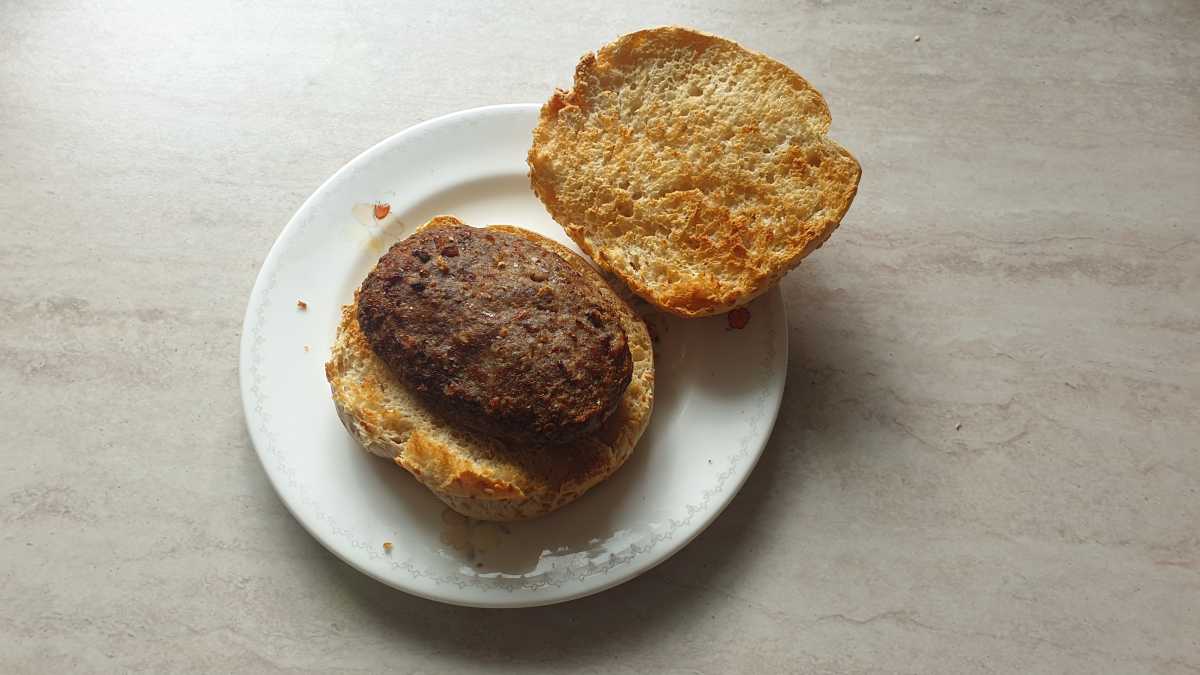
[
  {"left": 529, "top": 27, "right": 862, "bottom": 317},
  {"left": 325, "top": 216, "right": 655, "bottom": 521}
]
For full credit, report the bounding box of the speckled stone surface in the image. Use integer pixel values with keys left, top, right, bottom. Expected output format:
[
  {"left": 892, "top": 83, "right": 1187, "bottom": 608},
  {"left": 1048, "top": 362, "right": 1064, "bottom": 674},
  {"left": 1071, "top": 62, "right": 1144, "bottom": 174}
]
[{"left": 2, "top": 2, "right": 1197, "bottom": 673}]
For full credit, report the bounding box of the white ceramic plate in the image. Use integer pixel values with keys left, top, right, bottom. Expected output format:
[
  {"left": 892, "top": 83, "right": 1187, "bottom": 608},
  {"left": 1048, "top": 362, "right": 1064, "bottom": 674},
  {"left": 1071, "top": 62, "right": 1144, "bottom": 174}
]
[{"left": 239, "top": 104, "right": 787, "bottom": 607}]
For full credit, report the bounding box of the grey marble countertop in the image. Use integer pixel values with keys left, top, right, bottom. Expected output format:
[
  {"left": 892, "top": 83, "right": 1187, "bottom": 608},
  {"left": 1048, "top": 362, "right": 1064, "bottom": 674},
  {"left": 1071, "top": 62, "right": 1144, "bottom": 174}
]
[{"left": 2, "top": 2, "right": 1198, "bottom": 673}]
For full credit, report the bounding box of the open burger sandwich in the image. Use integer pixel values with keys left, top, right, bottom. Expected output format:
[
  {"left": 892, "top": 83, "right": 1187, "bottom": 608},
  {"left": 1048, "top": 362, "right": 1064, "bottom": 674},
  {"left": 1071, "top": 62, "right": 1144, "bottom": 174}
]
[{"left": 326, "top": 27, "right": 860, "bottom": 521}]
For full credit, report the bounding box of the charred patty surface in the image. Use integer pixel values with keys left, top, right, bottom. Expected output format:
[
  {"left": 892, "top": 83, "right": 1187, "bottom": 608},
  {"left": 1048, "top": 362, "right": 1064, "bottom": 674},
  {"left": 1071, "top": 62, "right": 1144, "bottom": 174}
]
[{"left": 357, "top": 223, "right": 633, "bottom": 445}]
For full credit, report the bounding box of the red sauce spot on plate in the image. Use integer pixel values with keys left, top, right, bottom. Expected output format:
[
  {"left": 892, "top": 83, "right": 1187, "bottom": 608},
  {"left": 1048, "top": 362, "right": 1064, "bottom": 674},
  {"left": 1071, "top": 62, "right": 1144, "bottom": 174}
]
[
  {"left": 727, "top": 307, "right": 751, "bottom": 330},
  {"left": 374, "top": 202, "right": 391, "bottom": 220}
]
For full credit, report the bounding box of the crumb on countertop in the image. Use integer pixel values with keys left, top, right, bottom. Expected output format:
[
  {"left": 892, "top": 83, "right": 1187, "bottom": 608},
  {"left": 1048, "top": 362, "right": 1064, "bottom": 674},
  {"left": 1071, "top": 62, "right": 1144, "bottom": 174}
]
[
  {"left": 304, "top": 345, "right": 310, "bottom": 352},
  {"left": 383, "top": 541, "right": 393, "bottom": 552},
  {"left": 914, "top": 35, "right": 921, "bottom": 42},
  {"left": 955, "top": 422, "right": 962, "bottom": 431},
  {"left": 296, "top": 300, "right": 308, "bottom": 310}
]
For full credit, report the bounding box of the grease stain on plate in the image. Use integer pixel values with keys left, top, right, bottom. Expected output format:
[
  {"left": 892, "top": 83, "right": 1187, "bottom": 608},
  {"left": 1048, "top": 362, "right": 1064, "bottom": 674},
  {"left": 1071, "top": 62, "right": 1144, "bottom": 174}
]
[
  {"left": 439, "top": 508, "right": 517, "bottom": 570},
  {"left": 437, "top": 506, "right": 674, "bottom": 581},
  {"left": 350, "top": 202, "right": 407, "bottom": 254}
]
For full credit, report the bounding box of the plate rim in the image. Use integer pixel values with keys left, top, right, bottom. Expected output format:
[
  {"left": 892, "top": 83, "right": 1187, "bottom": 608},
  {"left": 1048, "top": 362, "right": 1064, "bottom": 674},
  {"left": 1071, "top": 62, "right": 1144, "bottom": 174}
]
[{"left": 238, "top": 103, "right": 788, "bottom": 607}]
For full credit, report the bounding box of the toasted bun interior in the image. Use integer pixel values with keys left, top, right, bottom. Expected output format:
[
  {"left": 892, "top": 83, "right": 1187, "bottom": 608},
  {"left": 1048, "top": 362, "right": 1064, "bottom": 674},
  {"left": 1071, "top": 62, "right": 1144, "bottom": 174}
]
[{"left": 529, "top": 26, "right": 861, "bottom": 317}]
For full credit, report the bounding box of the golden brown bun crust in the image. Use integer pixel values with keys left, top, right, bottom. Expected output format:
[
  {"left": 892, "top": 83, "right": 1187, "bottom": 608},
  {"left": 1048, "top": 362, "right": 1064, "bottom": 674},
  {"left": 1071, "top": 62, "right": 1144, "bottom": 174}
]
[
  {"left": 529, "top": 26, "right": 861, "bottom": 317},
  {"left": 325, "top": 216, "right": 655, "bottom": 521}
]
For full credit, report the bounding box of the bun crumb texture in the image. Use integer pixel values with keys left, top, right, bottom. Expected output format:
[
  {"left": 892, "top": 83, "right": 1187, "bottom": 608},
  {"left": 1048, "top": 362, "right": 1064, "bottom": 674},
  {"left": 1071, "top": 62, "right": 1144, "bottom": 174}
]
[{"left": 529, "top": 26, "right": 861, "bottom": 317}]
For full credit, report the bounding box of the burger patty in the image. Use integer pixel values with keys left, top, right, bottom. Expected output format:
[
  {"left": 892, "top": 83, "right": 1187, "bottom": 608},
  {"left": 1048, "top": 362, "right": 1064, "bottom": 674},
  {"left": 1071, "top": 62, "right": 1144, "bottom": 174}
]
[{"left": 357, "top": 223, "right": 634, "bottom": 446}]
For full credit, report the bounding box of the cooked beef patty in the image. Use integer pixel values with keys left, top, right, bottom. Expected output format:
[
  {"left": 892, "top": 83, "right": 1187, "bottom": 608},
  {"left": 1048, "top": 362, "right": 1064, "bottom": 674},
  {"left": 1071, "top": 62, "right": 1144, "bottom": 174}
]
[{"left": 357, "top": 223, "right": 633, "bottom": 445}]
